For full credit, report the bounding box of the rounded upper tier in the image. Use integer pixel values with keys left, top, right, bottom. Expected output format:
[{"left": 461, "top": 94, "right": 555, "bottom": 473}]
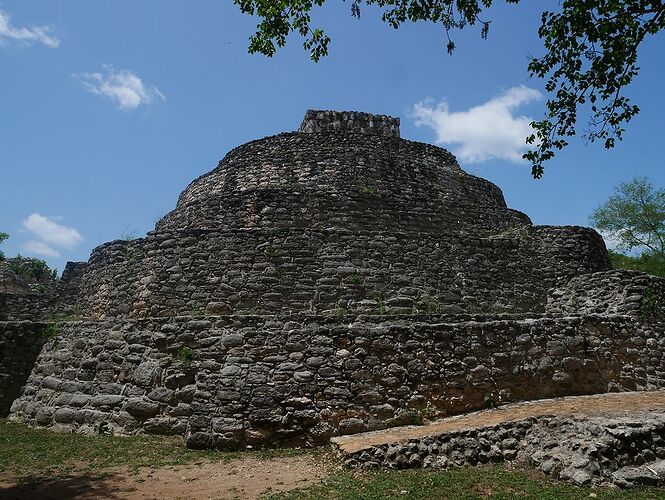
[
  {"left": 156, "top": 111, "right": 531, "bottom": 233},
  {"left": 69, "top": 111, "right": 611, "bottom": 319}
]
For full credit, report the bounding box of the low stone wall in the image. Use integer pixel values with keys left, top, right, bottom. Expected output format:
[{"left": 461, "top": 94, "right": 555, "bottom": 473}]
[
  {"left": 339, "top": 410, "right": 665, "bottom": 487},
  {"left": 548, "top": 270, "right": 665, "bottom": 318},
  {"left": 7, "top": 313, "right": 665, "bottom": 448},
  {"left": 0, "top": 322, "right": 46, "bottom": 416}
]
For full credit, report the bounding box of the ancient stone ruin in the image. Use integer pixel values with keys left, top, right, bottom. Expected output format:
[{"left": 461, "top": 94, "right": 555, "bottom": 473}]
[{"left": 1, "top": 110, "right": 664, "bottom": 483}]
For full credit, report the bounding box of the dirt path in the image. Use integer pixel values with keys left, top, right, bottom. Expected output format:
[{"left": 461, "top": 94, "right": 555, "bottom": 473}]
[
  {"left": 332, "top": 390, "right": 665, "bottom": 454},
  {"left": 0, "top": 455, "right": 331, "bottom": 500}
]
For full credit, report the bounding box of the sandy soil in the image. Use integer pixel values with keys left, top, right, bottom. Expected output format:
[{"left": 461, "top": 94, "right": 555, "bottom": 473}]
[
  {"left": 0, "top": 455, "right": 331, "bottom": 500},
  {"left": 332, "top": 390, "right": 665, "bottom": 454}
]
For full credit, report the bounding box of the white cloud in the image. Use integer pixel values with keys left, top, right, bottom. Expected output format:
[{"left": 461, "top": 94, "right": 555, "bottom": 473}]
[
  {"left": 411, "top": 86, "right": 542, "bottom": 163},
  {"left": 0, "top": 10, "right": 60, "bottom": 48},
  {"left": 22, "top": 213, "right": 83, "bottom": 249},
  {"left": 23, "top": 240, "right": 60, "bottom": 259},
  {"left": 598, "top": 230, "right": 622, "bottom": 250},
  {"left": 75, "top": 66, "right": 165, "bottom": 111}
]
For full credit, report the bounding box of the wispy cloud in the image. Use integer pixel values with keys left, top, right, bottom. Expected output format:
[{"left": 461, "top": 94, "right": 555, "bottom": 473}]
[
  {"left": 0, "top": 10, "right": 60, "bottom": 48},
  {"left": 75, "top": 65, "right": 165, "bottom": 111},
  {"left": 23, "top": 240, "right": 60, "bottom": 258},
  {"left": 597, "top": 230, "right": 621, "bottom": 250},
  {"left": 411, "top": 86, "right": 542, "bottom": 164},
  {"left": 22, "top": 213, "right": 83, "bottom": 249}
]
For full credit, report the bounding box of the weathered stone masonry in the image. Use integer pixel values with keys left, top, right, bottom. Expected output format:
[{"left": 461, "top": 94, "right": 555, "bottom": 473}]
[
  {"left": 0, "top": 261, "right": 87, "bottom": 321},
  {"left": 3, "top": 110, "right": 664, "bottom": 451},
  {"left": 75, "top": 225, "right": 608, "bottom": 320},
  {"left": 8, "top": 313, "right": 665, "bottom": 449},
  {"left": 0, "top": 323, "right": 45, "bottom": 416},
  {"left": 339, "top": 410, "right": 665, "bottom": 487}
]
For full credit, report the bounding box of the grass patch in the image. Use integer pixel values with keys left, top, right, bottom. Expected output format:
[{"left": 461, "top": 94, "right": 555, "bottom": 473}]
[
  {"left": 267, "top": 466, "right": 665, "bottom": 500},
  {"left": 0, "top": 419, "right": 305, "bottom": 481},
  {"left": 5, "top": 420, "right": 665, "bottom": 499},
  {"left": 175, "top": 346, "right": 194, "bottom": 365}
]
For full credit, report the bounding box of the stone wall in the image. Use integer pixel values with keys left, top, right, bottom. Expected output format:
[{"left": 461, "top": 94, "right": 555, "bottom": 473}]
[
  {"left": 155, "top": 131, "right": 526, "bottom": 234},
  {"left": 54, "top": 261, "right": 89, "bottom": 316},
  {"left": 8, "top": 313, "right": 664, "bottom": 448},
  {"left": 548, "top": 270, "right": 665, "bottom": 318},
  {"left": 339, "top": 410, "right": 665, "bottom": 487},
  {"left": 2, "top": 109, "right": 640, "bottom": 459},
  {"left": 0, "top": 267, "right": 32, "bottom": 295},
  {"left": 1, "top": 295, "right": 52, "bottom": 321},
  {"left": 1, "top": 261, "right": 88, "bottom": 321},
  {"left": 0, "top": 322, "right": 46, "bottom": 416},
  {"left": 73, "top": 225, "right": 609, "bottom": 319},
  {"left": 299, "top": 110, "right": 400, "bottom": 137}
]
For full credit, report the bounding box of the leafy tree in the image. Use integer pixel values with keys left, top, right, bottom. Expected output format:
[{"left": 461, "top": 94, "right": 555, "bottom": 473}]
[
  {"left": 233, "top": 0, "right": 665, "bottom": 178},
  {"left": 607, "top": 249, "right": 665, "bottom": 278},
  {"left": 591, "top": 177, "right": 664, "bottom": 278},
  {"left": 0, "top": 232, "right": 8, "bottom": 261},
  {"left": 590, "top": 177, "right": 664, "bottom": 257}
]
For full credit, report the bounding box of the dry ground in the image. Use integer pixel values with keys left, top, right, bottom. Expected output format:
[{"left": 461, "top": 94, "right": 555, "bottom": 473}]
[
  {"left": 4, "top": 391, "right": 665, "bottom": 499},
  {"left": 0, "top": 455, "right": 332, "bottom": 500}
]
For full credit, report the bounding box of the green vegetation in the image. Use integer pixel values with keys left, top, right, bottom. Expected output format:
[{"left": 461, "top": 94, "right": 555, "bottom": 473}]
[
  {"left": 120, "top": 226, "right": 138, "bottom": 242},
  {"left": 270, "top": 467, "right": 665, "bottom": 500},
  {"left": 591, "top": 177, "right": 665, "bottom": 279},
  {"left": 334, "top": 301, "right": 349, "bottom": 318},
  {"left": 407, "top": 404, "right": 437, "bottom": 426},
  {"left": 264, "top": 246, "right": 278, "bottom": 260},
  {"left": 189, "top": 303, "right": 206, "bottom": 316},
  {"left": 7, "top": 256, "right": 53, "bottom": 282},
  {"left": 374, "top": 292, "right": 387, "bottom": 314},
  {"left": 348, "top": 273, "right": 363, "bottom": 285},
  {"left": 2, "top": 421, "right": 665, "bottom": 498},
  {"left": 175, "top": 346, "right": 194, "bottom": 366},
  {"left": 591, "top": 177, "right": 664, "bottom": 259},
  {"left": 640, "top": 288, "right": 665, "bottom": 323},
  {"left": 609, "top": 250, "right": 665, "bottom": 279},
  {"left": 358, "top": 184, "right": 377, "bottom": 195},
  {"left": 123, "top": 241, "right": 137, "bottom": 262},
  {"left": 120, "top": 226, "right": 140, "bottom": 262},
  {"left": 48, "top": 310, "right": 81, "bottom": 322},
  {"left": 0, "top": 419, "right": 302, "bottom": 480},
  {"left": 417, "top": 294, "right": 441, "bottom": 314},
  {"left": 0, "top": 232, "right": 8, "bottom": 260},
  {"left": 41, "top": 323, "right": 59, "bottom": 342},
  {"left": 233, "top": 1, "right": 665, "bottom": 178}
]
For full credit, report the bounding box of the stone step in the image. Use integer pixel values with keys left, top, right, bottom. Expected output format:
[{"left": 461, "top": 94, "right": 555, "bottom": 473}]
[{"left": 331, "top": 391, "right": 665, "bottom": 488}]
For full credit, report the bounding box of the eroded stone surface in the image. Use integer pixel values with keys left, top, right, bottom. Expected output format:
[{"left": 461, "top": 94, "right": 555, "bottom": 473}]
[
  {"left": 1, "top": 110, "right": 662, "bottom": 456},
  {"left": 334, "top": 392, "right": 665, "bottom": 487},
  {"left": 6, "top": 315, "right": 665, "bottom": 449},
  {"left": 299, "top": 109, "right": 400, "bottom": 137},
  {"left": 548, "top": 269, "right": 665, "bottom": 318}
]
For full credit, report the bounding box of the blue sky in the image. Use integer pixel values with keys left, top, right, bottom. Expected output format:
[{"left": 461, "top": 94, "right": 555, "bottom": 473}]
[{"left": 1, "top": 1, "right": 663, "bottom": 272}]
